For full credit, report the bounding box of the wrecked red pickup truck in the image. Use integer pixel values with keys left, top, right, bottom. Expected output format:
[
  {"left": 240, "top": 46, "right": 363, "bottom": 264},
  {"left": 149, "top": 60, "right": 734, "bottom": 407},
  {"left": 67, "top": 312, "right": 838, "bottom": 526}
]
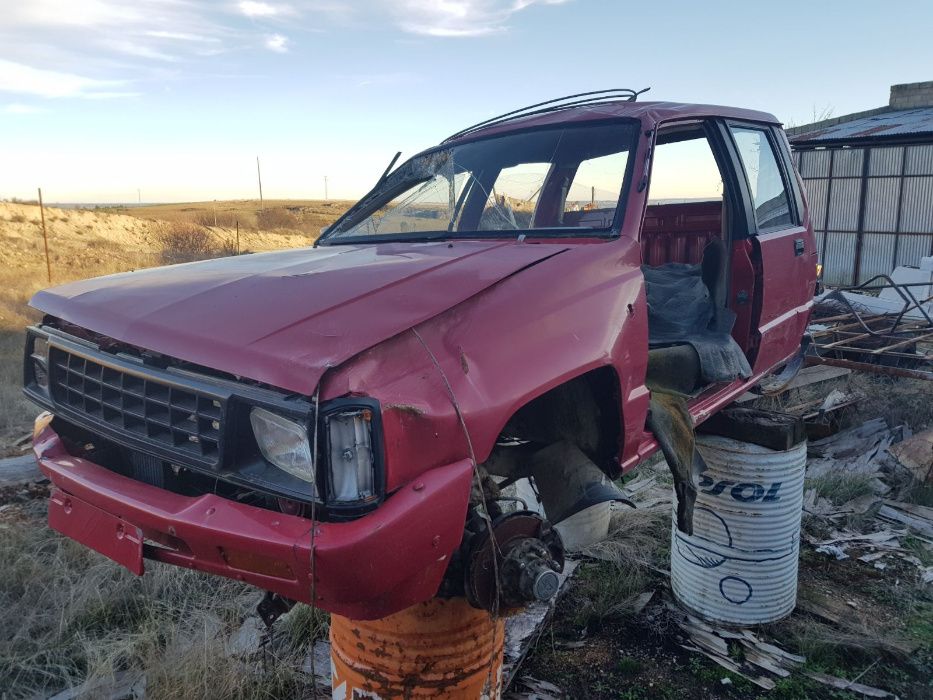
[{"left": 24, "top": 90, "right": 815, "bottom": 620}]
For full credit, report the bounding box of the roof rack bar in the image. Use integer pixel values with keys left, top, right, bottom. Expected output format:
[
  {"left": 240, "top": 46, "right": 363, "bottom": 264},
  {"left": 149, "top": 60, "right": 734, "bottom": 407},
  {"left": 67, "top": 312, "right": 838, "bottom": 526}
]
[{"left": 444, "top": 87, "right": 650, "bottom": 142}]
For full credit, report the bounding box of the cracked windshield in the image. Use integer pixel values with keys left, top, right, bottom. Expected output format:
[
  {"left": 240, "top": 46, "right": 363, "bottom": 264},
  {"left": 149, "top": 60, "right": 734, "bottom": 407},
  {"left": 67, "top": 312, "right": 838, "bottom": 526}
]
[{"left": 328, "top": 121, "right": 637, "bottom": 239}]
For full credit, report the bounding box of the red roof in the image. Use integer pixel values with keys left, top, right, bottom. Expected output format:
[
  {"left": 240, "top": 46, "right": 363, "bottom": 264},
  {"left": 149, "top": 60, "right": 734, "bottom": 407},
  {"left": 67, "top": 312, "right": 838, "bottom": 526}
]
[{"left": 445, "top": 100, "right": 780, "bottom": 144}]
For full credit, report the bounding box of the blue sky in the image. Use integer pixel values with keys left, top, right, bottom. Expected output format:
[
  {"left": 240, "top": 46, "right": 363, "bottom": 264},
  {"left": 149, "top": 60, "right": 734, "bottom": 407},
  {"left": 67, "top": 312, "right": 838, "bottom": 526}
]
[{"left": 1, "top": 0, "right": 930, "bottom": 203}]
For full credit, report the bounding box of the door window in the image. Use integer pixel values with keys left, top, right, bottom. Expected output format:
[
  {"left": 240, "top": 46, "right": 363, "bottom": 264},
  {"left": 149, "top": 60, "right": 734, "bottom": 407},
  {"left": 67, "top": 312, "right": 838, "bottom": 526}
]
[{"left": 729, "top": 126, "right": 795, "bottom": 230}]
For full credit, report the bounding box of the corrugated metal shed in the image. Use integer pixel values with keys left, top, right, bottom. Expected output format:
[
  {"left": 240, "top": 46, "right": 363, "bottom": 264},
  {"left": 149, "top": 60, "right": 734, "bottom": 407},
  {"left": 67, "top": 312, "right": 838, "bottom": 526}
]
[
  {"left": 791, "top": 83, "right": 933, "bottom": 286},
  {"left": 791, "top": 107, "right": 933, "bottom": 145}
]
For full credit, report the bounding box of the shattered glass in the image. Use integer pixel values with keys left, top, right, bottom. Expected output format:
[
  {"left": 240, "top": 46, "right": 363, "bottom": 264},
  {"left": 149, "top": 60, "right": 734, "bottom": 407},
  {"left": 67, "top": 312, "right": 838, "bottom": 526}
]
[{"left": 325, "top": 121, "right": 638, "bottom": 241}]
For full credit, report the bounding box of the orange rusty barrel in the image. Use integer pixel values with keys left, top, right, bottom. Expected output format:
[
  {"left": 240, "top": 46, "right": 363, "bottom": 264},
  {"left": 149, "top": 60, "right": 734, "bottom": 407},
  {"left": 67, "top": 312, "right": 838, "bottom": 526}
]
[{"left": 330, "top": 597, "right": 505, "bottom": 699}]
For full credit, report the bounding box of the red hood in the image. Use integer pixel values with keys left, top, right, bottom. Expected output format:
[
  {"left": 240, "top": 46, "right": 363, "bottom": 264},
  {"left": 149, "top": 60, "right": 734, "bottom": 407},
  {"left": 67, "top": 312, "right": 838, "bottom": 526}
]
[{"left": 31, "top": 241, "right": 566, "bottom": 394}]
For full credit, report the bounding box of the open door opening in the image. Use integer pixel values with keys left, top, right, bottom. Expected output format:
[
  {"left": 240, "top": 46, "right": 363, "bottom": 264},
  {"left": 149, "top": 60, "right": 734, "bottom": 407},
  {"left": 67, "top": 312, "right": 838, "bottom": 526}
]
[{"left": 641, "top": 120, "right": 753, "bottom": 396}]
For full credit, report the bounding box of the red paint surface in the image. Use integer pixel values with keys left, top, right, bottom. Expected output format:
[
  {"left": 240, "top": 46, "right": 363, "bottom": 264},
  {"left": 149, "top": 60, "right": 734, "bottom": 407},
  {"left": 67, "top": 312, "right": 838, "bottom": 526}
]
[
  {"left": 34, "top": 424, "right": 473, "bottom": 620},
  {"left": 31, "top": 241, "right": 568, "bottom": 396},
  {"left": 641, "top": 200, "right": 723, "bottom": 266}
]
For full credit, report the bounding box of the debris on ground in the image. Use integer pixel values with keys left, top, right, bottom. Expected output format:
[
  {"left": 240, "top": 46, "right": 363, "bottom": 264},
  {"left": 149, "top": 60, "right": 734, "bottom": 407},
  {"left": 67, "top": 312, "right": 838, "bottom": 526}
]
[
  {"left": 888, "top": 427, "right": 933, "bottom": 483},
  {"left": 666, "top": 600, "right": 803, "bottom": 690},
  {"left": 47, "top": 670, "right": 147, "bottom": 700},
  {"left": 804, "top": 669, "right": 900, "bottom": 699},
  {"left": 506, "top": 675, "right": 565, "bottom": 699}
]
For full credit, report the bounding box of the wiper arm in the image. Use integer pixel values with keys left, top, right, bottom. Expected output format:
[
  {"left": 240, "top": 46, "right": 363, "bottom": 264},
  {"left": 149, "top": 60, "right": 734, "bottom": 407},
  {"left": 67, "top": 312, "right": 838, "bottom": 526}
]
[
  {"left": 319, "top": 230, "right": 455, "bottom": 246},
  {"left": 376, "top": 151, "right": 402, "bottom": 189}
]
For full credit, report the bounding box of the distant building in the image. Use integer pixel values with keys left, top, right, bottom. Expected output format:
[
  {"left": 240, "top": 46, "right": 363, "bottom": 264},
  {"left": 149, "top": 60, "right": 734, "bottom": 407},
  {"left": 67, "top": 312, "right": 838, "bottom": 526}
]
[{"left": 788, "top": 81, "right": 933, "bottom": 287}]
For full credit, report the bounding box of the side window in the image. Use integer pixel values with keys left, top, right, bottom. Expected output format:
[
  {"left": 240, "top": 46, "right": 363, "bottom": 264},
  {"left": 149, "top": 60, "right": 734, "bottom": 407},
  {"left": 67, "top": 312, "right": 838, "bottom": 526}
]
[{"left": 729, "top": 126, "right": 795, "bottom": 230}]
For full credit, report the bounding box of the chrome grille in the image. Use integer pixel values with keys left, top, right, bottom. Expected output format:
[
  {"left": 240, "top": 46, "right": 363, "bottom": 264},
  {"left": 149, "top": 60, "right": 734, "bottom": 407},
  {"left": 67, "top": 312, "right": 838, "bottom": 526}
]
[{"left": 48, "top": 345, "right": 226, "bottom": 467}]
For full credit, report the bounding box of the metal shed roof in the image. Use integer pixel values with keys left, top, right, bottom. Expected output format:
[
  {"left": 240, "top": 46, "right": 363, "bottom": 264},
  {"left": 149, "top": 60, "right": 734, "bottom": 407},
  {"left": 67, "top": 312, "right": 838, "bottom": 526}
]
[{"left": 791, "top": 106, "right": 933, "bottom": 146}]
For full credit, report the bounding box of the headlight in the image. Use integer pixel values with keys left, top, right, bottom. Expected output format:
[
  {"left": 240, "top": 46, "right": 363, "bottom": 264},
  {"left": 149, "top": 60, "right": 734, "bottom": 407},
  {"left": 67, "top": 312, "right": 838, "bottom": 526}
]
[
  {"left": 30, "top": 334, "right": 49, "bottom": 390},
  {"left": 325, "top": 408, "right": 376, "bottom": 504},
  {"left": 249, "top": 407, "right": 317, "bottom": 494}
]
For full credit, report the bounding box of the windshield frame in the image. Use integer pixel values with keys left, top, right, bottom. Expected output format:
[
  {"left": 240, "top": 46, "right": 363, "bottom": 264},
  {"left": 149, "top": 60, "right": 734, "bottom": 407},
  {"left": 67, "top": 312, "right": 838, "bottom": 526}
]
[{"left": 317, "top": 117, "right": 640, "bottom": 246}]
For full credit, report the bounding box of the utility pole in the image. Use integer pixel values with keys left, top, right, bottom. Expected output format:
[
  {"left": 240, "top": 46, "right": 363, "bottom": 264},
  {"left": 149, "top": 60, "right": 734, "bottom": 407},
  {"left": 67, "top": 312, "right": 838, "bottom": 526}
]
[
  {"left": 38, "top": 187, "right": 51, "bottom": 284},
  {"left": 137, "top": 188, "right": 141, "bottom": 205},
  {"left": 324, "top": 175, "right": 328, "bottom": 201},
  {"left": 256, "top": 156, "right": 264, "bottom": 211}
]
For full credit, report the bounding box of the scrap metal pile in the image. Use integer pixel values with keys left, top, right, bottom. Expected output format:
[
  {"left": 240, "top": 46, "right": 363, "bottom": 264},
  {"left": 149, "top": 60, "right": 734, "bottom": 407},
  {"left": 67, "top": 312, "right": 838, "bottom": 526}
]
[{"left": 807, "top": 269, "right": 933, "bottom": 380}]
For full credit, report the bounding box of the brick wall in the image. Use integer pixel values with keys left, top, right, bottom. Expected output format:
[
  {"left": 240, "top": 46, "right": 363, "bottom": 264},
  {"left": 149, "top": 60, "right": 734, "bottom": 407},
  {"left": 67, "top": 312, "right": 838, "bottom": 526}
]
[{"left": 890, "top": 81, "right": 933, "bottom": 109}]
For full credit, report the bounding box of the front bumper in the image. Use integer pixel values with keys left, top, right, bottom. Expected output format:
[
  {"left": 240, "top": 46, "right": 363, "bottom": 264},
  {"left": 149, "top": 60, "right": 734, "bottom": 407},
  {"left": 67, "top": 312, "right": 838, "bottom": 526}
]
[{"left": 34, "top": 422, "right": 473, "bottom": 620}]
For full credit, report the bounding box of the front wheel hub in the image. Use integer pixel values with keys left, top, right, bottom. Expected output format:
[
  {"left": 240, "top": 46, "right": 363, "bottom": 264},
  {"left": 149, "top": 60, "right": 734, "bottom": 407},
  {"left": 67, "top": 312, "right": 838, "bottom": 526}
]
[{"left": 463, "top": 511, "right": 564, "bottom": 611}]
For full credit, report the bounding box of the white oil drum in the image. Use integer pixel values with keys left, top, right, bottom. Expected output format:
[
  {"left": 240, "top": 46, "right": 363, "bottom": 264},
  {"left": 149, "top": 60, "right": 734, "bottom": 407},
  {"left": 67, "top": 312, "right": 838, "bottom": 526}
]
[{"left": 671, "top": 434, "right": 806, "bottom": 625}]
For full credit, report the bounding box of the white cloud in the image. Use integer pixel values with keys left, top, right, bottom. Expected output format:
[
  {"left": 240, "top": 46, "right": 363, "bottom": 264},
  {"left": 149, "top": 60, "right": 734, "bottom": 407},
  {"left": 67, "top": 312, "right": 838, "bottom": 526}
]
[
  {"left": 0, "top": 0, "right": 571, "bottom": 110},
  {"left": 2, "top": 103, "right": 49, "bottom": 114},
  {"left": 0, "top": 60, "right": 126, "bottom": 99},
  {"left": 6, "top": 0, "right": 144, "bottom": 28},
  {"left": 145, "top": 31, "right": 222, "bottom": 43},
  {"left": 265, "top": 34, "right": 290, "bottom": 52},
  {"left": 239, "top": 1, "right": 286, "bottom": 17},
  {"left": 105, "top": 40, "right": 179, "bottom": 62},
  {"left": 396, "top": 0, "right": 570, "bottom": 37}
]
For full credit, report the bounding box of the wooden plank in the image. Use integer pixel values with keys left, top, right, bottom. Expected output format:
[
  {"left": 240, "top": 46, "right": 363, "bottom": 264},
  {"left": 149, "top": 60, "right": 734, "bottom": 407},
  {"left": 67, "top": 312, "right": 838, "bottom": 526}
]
[
  {"left": 0, "top": 454, "right": 41, "bottom": 486},
  {"left": 804, "top": 671, "right": 899, "bottom": 699},
  {"left": 870, "top": 330, "right": 933, "bottom": 354},
  {"left": 878, "top": 502, "right": 933, "bottom": 538},
  {"left": 697, "top": 406, "right": 805, "bottom": 451},
  {"left": 804, "top": 355, "right": 933, "bottom": 381}
]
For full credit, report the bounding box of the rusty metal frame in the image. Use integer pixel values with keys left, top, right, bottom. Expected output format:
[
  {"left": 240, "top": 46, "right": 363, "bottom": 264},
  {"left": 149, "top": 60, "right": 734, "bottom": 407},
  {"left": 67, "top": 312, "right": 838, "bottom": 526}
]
[{"left": 808, "top": 275, "right": 933, "bottom": 380}]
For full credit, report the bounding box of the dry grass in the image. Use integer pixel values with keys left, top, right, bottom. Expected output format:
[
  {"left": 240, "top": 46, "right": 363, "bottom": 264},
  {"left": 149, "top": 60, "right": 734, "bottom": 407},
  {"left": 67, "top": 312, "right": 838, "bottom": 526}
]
[
  {"left": 0, "top": 503, "right": 327, "bottom": 699},
  {"left": 121, "top": 199, "right": 352, "bottom": 238},
  {"left": 570, "top": 505, "right": 670, "bottom": 629},
  {"left": 845, "top": 372, "right": 933, "bottom": 431},
  {"left": 807, "top": 471, "right": 876, "bottom": 506}
]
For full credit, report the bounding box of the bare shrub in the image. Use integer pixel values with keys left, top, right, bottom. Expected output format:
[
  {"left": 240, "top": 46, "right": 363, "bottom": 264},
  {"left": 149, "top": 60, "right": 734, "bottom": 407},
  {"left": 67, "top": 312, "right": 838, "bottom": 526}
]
[
  {"left": 192, "top": 211, "right": 239, "bottom": 228},
  {"left": 159, "top": 222, "right": 223, "bottom": 264},
  {"left": 256, "top": 208, "right": 300, "bottom": 230}
]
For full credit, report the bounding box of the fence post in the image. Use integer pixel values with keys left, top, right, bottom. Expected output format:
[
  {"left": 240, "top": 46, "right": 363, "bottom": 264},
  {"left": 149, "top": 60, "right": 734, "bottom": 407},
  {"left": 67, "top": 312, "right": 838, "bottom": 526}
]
[{"left": 38, "top": 187, "right": 51, "bottom": 284}]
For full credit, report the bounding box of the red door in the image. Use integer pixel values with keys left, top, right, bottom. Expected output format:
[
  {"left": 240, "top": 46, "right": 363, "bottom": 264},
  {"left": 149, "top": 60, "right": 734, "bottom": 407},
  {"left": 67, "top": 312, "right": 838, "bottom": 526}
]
[{"left": 727, "top": 123, "right": 816, "bottom": 374}]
